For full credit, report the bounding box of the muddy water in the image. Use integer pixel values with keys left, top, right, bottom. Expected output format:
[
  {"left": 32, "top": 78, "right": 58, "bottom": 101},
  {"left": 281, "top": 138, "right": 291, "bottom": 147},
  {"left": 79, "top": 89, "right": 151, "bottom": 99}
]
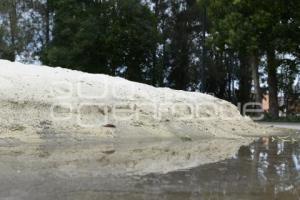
[
  {"left": 94, "top": 136, "right": 300, "bottom": 200},
  {"left": 2, "top": 135, "right": 300, "bottom": 200}
]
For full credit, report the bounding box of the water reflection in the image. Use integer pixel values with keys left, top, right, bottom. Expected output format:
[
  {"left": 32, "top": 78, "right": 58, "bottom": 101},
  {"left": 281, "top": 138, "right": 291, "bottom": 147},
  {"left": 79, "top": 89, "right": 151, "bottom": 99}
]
[{"left": 131, "top": 136, "right": 300, "bottom": 200}]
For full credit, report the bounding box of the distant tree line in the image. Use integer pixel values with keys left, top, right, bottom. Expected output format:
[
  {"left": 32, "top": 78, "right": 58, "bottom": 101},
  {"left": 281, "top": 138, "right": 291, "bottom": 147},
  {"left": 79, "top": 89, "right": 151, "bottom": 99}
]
[{"left": 0, "top": 0, "right": 300, "bottom": 118}]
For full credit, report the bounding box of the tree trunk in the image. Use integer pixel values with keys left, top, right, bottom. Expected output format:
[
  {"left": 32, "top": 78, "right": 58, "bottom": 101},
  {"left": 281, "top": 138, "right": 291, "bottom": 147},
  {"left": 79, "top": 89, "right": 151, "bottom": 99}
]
[
  {"left": 238, "top": 53, "right": 252, "bottom": 114},
  {"left": 45, "top": 0, "right": 50, "bottom": 46},
  {"left": 200, "top": 1, "right": 207, "bottom": 92},
  {"left": 151, "top": 0, "right": 159, "bottom": 86},
  {"left": 249, "top": 52, "right": 262, "bottom": 103},
  {"left": 266, "top": 49, "right": 279, "bottom": 118},
  {"left": 8, "top": 0, "right": 17, "bottom": 61}
]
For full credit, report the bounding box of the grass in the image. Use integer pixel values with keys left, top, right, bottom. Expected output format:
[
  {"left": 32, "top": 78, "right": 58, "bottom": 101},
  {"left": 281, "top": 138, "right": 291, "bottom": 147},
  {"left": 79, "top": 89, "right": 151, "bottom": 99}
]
[{"left": 260, "top": 114, "right": 300, "bottom": 123}]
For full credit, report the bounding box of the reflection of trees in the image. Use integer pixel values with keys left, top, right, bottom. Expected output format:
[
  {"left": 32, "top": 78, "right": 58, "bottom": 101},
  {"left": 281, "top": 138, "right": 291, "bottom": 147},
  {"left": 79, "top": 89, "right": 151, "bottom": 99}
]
[
  {"left": 140, "top": 138, "right": 300, "bottom": 200},
  {"left": 241, "top": 137, "right": 300, "bottom": 198}
]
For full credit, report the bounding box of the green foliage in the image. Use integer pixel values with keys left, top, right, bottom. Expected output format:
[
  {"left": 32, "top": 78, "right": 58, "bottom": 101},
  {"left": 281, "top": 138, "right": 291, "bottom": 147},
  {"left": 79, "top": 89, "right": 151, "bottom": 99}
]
[
  {"left": 42, "top": 0, "right": 159, "bottom": 83},
  {"left": 262, "top": 114, "right": 300, "bottom": 123},
  {"left": 167, "top": 0, "right": 203, "bottom": 90},
  {"left": 206, "top": 0, "right": 300, "bottom": 117}
]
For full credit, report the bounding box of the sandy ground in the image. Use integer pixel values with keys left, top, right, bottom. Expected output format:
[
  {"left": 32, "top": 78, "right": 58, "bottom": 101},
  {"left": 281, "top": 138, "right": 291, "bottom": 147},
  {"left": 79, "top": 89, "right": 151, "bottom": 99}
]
[
  {"left": 0, "top": 59, "right": 283, "bottom": 199},
  {"left": 259, "top": 122, "right": 300, "bottom": 131}
]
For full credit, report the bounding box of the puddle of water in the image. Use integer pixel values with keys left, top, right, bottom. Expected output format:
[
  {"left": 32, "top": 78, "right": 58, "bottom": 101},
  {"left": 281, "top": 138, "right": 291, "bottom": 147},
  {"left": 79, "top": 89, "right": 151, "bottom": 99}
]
[
  {"left": 3, "top": 135, "right": 300, "bottom": 200},
  {"left": 97, "top": 136, "right": 300, "bottom": 200}
]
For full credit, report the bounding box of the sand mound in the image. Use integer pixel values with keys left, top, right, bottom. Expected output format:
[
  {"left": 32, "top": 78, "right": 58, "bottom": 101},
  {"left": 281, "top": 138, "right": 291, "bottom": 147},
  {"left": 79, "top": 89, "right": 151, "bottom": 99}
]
[
  {"left": 0, "top": 59, "right": 265, "bottom": 139},
  {"left": 0, "top": 59, "right": 272, "bottom": 175}
]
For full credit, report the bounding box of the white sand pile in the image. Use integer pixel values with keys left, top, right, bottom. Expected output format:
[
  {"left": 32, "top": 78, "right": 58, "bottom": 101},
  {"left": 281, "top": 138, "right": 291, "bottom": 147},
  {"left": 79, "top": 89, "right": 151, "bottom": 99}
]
[
  {"left": 0, "top": 59, "right": 265, "bottom": 139},
  {"left": 0, "top": 59, "right": 273, "bottom": 175}
]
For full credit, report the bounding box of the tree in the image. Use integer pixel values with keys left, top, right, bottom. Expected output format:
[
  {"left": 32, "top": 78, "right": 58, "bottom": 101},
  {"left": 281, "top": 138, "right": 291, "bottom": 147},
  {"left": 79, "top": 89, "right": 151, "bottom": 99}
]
[
  {"left": 207, "top": 0, "right": 254, "bottom": 108},
  {"left": 167, "top": 0, "right": 203, "bottom": 90},
  {"left": 0, "top": 0, "right": 44, "bottom": 62},
  {"left": 207, "top": 0, "right": 300, "bottom": 118},
  {"left": 0, "top": 0, "right": 16, "bottom": 60},
  {"left": 42, "top": 0, "right": 159, "bottom": 83}
]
